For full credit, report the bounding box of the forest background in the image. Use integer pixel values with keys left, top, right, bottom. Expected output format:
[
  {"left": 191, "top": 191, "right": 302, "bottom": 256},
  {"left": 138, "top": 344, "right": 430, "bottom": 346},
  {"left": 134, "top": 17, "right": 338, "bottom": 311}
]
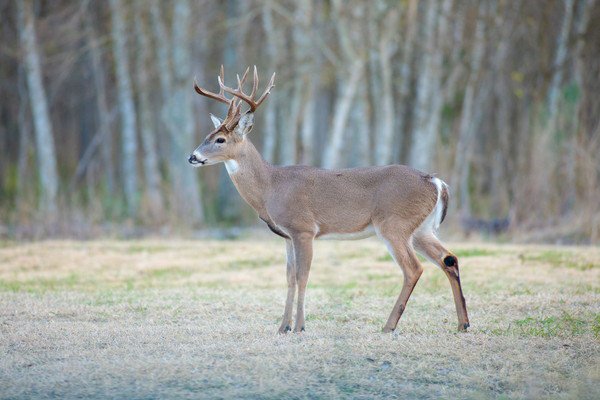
[{"left": 1, "top": 0, "right": 599, "bottom": 243}]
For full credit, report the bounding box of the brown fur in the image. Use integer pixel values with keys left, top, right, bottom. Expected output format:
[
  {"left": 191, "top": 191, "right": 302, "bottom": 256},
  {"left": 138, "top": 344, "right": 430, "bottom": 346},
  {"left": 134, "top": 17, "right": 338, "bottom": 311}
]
[
  {"left": 192, "top": 136, "right": 470, "bottom": 333},
  {"left": 191, "top": 68, "right": 469, "bottom": 333}
]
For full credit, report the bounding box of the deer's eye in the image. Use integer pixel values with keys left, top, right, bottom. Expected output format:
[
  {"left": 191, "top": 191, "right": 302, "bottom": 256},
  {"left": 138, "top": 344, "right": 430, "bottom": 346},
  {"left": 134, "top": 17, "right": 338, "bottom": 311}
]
[{"left": 216, "top": 137, "right": 226, "bottom": 144}]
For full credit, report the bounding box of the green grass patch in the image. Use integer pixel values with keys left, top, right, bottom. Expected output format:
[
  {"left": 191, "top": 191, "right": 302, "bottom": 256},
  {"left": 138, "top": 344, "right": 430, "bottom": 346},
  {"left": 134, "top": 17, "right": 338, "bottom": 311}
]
[
  {"left": 0, "top": 279, "right": 24, "bottom": 292},
  {"left": 593, "top": 314, "right": 600, "bottom": 339},
  {"left": 377, "top": 248, "right": 498, "bottom": 263},
  {"left": 143, "top": 267, "right": 194, "bottom": 279},
  {"left": 454, "top": 248, "right": 499, "bottom": 258},
  {"left": 0, "top": 273, "right": 81, "bottom": 293},
  {"left": 377, "top": 253, "right": 393, "bottom": 262},
  {"left": 510, "top": 312, "right": 596, "bottom": 337},
  {"left": 377, "top": 254, "right": 428, "bottom": 263},
  {"left": 340, "top": 249, "right": 375, "bottom": 260},
  {"left": 366, "top": 273, "right": 396, "bottom": 282},
  {"left": 226, "top": 257, "right": 277, "bottom": 270},
  {"left": 521, "top": 250, "right": 599, "bottom": 271},
  {"left": 418, "top": 273, "right": 446, "bottom": 293},
  {"left": 125, "top": 244, "right": 171, "bottom": 254}
]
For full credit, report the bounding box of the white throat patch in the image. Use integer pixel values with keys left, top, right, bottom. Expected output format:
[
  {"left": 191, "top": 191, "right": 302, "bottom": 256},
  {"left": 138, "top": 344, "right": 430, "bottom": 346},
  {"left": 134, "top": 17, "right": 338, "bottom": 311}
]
[{"left": 224, "top": 159, "right": 240, "bottom": 175}]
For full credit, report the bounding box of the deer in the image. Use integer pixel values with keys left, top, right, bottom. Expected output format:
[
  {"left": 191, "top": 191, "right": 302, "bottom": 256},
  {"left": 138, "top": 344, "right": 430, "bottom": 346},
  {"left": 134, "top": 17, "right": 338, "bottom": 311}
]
[{"left": 189, "top": 66, "right": 470, "bottom": 334}]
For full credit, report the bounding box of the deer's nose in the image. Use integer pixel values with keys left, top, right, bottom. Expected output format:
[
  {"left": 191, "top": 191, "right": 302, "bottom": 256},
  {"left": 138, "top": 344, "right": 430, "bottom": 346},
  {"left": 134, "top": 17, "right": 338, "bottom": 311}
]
[{"left": 188, "top": 154, "right": 198, "bottom": 164}]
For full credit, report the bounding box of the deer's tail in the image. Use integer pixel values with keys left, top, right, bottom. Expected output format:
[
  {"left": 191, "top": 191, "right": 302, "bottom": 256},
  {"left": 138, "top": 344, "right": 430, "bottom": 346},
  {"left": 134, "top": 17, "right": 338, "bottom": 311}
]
[{"left": 430, "top": 177, "right": 449, "bottom": 231}]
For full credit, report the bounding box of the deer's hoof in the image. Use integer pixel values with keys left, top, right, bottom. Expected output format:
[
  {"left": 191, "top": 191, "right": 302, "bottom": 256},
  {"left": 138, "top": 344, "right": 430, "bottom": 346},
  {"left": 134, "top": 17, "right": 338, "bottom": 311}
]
[
  {"left": 382, "top": 326, "right": 395, "bottom": 333},
  {"left": 277, "top": 325, "right": 292, "bottom": 334},
  {"left": 458, "top": 322, "right": 470, "bottom": 332},
  {"left": 293, "top": 326, "right": 305, "bottom": 333}
]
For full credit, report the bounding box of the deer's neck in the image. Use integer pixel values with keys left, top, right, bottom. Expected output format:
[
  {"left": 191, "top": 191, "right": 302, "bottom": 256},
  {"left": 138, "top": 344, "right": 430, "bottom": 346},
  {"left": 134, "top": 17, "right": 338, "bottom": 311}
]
[{"left": 225, "top": 139, "right": 271, "bottom": 216}]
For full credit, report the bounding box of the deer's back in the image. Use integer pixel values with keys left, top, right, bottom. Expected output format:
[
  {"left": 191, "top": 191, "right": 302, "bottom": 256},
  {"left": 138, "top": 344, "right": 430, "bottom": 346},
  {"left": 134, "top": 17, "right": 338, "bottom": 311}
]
[{"left": 267, "top": 164, "right": 438, "bottom": 235}]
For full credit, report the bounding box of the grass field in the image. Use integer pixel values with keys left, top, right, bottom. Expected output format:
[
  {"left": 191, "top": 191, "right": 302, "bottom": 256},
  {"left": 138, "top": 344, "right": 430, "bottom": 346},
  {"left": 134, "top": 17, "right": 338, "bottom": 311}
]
[{"left": 0, "top": 238, "right": 599, "bottom": 399}]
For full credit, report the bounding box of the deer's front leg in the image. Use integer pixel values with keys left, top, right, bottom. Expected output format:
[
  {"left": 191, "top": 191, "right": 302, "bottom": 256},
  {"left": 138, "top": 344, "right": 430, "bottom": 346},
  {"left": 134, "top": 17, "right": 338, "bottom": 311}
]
[
  {"left": 291, "top": 233, "right": 314, "bottom": 333},
  {"left": 278, "top": 240, "right": 296, "bottom": 334}
]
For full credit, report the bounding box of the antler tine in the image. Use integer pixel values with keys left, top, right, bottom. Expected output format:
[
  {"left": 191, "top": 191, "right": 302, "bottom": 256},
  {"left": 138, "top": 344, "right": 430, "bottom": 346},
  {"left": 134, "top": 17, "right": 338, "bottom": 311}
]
[
  {"left": 224, "top": 98, "right": 242, "bottom": 130},
  {"left": 194, "top": 79, "right": 230, "bottom": 105},
  {"left": 249, "top": 65, "right": 258, "bottom": 98},
  {"left": 220, "top": 67, "right": 276, "bottom": 112},
  {"left": 195, "top": 66, "right": 258, "bottom": 130},
  {"left": 254, "top": 71, "right": 276, "bottom": 107},
  {"left": 227, "top": 98, "right": 238, "bottom": 118},
  {"left": 237, "top": 67, "right": 250, "bottom": 91},
  {"left": 194, "top": 65, "right": 232, "bottom": 105}
]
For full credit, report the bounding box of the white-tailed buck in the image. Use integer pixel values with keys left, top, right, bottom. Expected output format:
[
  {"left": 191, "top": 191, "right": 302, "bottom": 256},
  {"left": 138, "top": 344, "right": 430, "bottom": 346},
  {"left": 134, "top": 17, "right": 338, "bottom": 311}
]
[{"left": 189, "top": 66, "right": 470, "bottom": 333}]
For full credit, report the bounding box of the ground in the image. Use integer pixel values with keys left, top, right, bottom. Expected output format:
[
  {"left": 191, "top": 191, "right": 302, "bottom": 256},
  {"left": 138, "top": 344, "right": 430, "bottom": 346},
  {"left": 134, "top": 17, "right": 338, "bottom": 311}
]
[{"left": 0, "top": 238, "right": 599, "bottom": 399}]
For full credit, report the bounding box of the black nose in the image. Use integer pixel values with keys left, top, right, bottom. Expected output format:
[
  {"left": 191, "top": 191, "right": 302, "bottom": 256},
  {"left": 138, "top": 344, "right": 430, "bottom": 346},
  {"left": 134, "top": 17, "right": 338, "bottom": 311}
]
[{"left": 188, "top": 154, "right": 197, "bottom": 164}]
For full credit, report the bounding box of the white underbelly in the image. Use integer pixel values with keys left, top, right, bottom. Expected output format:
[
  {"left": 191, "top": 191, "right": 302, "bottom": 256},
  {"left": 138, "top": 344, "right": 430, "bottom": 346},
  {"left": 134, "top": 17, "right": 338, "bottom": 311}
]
[{"left": 316, "top": 225, "right": 376, "bottom": 240}]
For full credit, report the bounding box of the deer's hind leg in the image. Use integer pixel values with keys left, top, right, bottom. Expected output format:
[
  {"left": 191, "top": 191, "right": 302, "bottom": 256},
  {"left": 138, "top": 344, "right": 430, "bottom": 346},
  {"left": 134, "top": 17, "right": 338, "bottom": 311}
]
[
  {"left": 377, "top": 226, "right": 424, "bottom": 333},
  {"left": 278, "top": 239, "right": 296, "bottom": 334},
  {"left": 413, "top": 233, "right": 470, "bottom": 331}
]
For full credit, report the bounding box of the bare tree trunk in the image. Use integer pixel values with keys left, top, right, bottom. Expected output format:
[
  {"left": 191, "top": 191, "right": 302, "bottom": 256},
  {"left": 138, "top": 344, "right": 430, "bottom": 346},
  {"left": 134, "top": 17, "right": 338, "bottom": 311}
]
[
  {"left": 17, "top": 65, "right": 31, "bottom": 211},
  {"left": 300, "top": 76, "right": 317, "bottom": 165},
  {"left": 352, "top": 92, "right": 371, "bottom": 166},
  {"left": 323, "top": 0, "right": 365, "bottom": 169},
  {"left": 442, "top": 2, "right": 466, "bottom": 104},
  {"left": 395, "top": 0, "right": 419, "bottom": 164},
  {"left": 375, "top": 7, "right": 399, "bottom": 165},
  {"left": 109, "top": 0, "right": 138, "bottom": 216},
  {"left": 282, "top": 82, "right": 301, "bottom": 165},
  {"left": 261, "top": 1, "right": 279, "bottom": 163},
  {"left": 149, "top": 0, "right": 173, "bottom": 101},
  {"left": 282, "top": 0, "right": 315, "bottom": 165},
  {"left": 323, "top": 61, "right": 364, "bottom": 169},
  {"left": 574, "top": 0, "right": 597, "bottom": 112},
  {"left": 134, "top": 0, "right": 164, "bottom": 217},
  {"left": 493, "top": 2, "right": 515, "bottom": 213},
  {"left": 409, "top": 0, "right": 440, "bottom": 171},
  {"left": 547, "top": 0, "right": 575, "bottom": 131},
  {"left": 215, "top": 0, "right": 247, "bottom": 223},
  {"left": 464, "top": 77, "right": 493, "bottom": 218},
  {"left": 171, "top": 0, "right": 204, "bottom": 224},
  {"left": 16, "top": 0, "right": 59, "bottom": 214},
  {"left": 423, "top": 0, "right": 452, "bottom": 164},
  {"left": 366, "top": 6, "right": 382, "bottom": 164},
  {"left": 451, "top": 1, "right": 487, "bottom": 216},
  {"left": 567, "top": 0, "right": 597, "bottom": 213},
  {"left": 85, "top": 10, "right": 115, "bottom": 194},
  {"left": 150, "top": 0, "right": 203, "bottom": 225}
]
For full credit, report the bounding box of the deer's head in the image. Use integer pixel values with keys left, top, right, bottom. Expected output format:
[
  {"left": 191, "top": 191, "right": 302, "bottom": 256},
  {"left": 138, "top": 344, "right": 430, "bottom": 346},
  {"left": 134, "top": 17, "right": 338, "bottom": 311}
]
[{"left": 188, "top": 66, "right": 275, "bottom": 167}]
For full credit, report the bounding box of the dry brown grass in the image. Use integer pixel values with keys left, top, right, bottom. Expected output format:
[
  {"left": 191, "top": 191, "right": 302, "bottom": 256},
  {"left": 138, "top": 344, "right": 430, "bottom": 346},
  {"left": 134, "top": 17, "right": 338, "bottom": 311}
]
[{"left": 0, "top": 239, "right": 599, "bottom": 399}]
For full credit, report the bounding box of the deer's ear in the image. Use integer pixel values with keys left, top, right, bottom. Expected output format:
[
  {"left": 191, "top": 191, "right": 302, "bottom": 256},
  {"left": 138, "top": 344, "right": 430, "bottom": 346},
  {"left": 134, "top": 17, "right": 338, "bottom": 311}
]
[
  {"left": 235, "top": 112, "right": 254, "bottom": 137},
  {"left": 210, "top": 114, "right": 223, "bottom": 129}
]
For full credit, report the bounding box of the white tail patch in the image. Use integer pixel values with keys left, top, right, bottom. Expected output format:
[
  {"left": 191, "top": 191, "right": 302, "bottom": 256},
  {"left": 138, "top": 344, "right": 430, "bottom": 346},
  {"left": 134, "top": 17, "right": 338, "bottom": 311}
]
[{"left": 415, "top": 176, "right": 447, "bottom": 235}]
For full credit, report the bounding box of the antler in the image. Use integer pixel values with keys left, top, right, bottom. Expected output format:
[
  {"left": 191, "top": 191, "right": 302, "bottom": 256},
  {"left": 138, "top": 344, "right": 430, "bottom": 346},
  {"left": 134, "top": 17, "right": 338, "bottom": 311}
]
[
  {"left": 221, "top": 66, "right": 276, "bottom": 112},
  {"left": 193, "top": 66, "right": 275, "bottom": 130},
  {"left": 194, "top": 65, "right": 231, "bottom": 105}
]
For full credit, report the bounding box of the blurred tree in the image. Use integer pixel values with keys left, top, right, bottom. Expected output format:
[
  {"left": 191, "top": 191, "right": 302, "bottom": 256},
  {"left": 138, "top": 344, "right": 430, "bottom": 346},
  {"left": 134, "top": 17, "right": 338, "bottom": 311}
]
[
  {"left": 409, "top": 0, "right": 441, "bottom": 171},
  {"left": 1, "top": 0, "right": 599, "bottom": 241},
  {"left": 85, "top": 4, "right": 115, "bottom": 195},
  {"left": 109, "top": 0, "right": 139, "bottom": 216},
  {"left": 16, "top": 0, "right": 59, "bottom": 214},
  {"left": 134, "top": 0, "right": 164, "bottom": 218},
  {"left": 451, "top": 1, "right": 487, "bottom": 217},
  {"left": 150, "top": 0, "right": 204, "bottom": 225}
]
